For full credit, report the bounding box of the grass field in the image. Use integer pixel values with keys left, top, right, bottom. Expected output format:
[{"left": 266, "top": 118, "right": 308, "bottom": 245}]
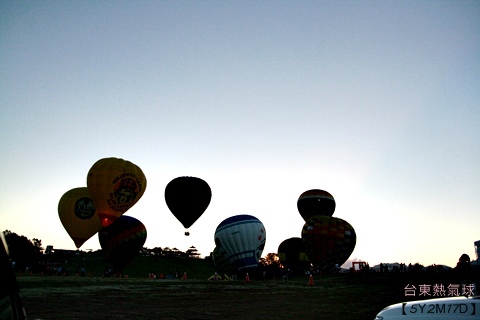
[
  {"left": 15, "top": 253, "right": 477, "bottom": 320},
  {"left": 17, "top": 272, "right": 420, "bottom": 320}
]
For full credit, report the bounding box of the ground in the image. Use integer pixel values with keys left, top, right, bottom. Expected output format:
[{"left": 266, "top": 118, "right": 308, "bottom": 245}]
[{"left": 17, "top": 273, "right": 410, "bottom": 320}]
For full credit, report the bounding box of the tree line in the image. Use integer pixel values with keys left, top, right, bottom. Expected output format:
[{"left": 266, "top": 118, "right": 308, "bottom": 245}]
[
  {"left": 2, "top": 230, "right": 203, "bottom": 273},
  {"left": 3, "top": 230, "right": 44, "bottom": 272}
]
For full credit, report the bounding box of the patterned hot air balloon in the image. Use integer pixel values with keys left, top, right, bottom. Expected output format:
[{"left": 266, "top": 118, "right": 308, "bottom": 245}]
[
  {"left": 165, "top": 176, "right": 211, "bottom": 235},
  {"left": 98, "top": 215, "right": 147, "bottom": 273},
  {"left": 297, "top": 189, "right": 336, "bottom": 221},
  {"left": 58, "top": 187, "right": 103, "bottom": 248},
  {"left": 87, "top": 157, "right": 146, "bottom": 227},
  {"left": 214, "top": 215, "right": 266, "bottom": 273},
  {"left": 301, "top": 216, "right": 356, "bottom": 272}
]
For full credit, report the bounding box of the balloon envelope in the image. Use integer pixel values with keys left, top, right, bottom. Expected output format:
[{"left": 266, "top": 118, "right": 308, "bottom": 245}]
[
  {"left": 277, "top": 237, "right": 309, "bottom": 270},
  {"left": 98, "top": 215, "right": 147, "bottom": 273},
  {"left": 165, "top": 176, "right": 211, "bottom": 232},
  {"left": 297, "top": 189, "right": 336, "bottom": 221},
  {"left": 87, "top": 157, "right": 147, "bottom": 227},
  {"left": 212, "top": 246, "right": 236, "bottom": 275},
  {"left": 301, "top": 216, "right": 356, "bottom": 271},
  {"left": 214, "top": 215, "right": 266, "bottom": 273},
  {"left": 58, "top": 187, "right": 103, "bottom": 248}
]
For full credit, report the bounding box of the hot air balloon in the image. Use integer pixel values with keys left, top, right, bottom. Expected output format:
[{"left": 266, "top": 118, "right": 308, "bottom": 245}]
[
  {"left": 277, "top": 237, "right": 309, "bottom": 271},
  {"left": 165, "top": 176, "right": 211, "bottom": 235},
  {"left": 87, "top": 157, "right": 147, "bottom": 227},
  {"left": 58, "top": 187, "right": 103, "bottom": 248},
  {"left": 212, "top": 246, "right": 236, "bottom": 275},
  {"left": 297, "top": 189, "right": 336, "bottom": 221},
  {"left": 98, "top": 215, "right": 147, "bottom": 274},
  {"left": 214, "top": 215, "right": 266, "bottom": 273},
  {"left": 301, "top": 216, "right": 356, "bottom": 272}
]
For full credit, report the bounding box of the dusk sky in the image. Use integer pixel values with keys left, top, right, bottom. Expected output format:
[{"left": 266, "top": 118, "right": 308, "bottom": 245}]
[{"left": 1, "top": 1, "right": 479, "bottom": 268}]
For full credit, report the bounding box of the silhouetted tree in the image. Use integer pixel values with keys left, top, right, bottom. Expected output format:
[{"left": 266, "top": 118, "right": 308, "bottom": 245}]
[
  {"left": 151, "top": 247, "right": 164, "bottom": 256},
  {"left": 163, "top": 247, "right": 174, "bottom": 257},
  {"left": 3, "top": 230, "right": 43, "bottom": 272},
  {"left": 259, "top": 253, "right": 282, "bottom": 279},
  {"left": 32, "top": 238, "right": 43, "bottom": 253},
  {"left": 140, "top": 247, "right": 151, "bottom": 256},
  {"left": 186, "top": 246, "right": 200, "bottom": 258},
  {"left": 453, "top": 254, "right": 474, "bottom": 284},
  {"left": 259, "top": 253, "right": 279, "bottom": 266}
]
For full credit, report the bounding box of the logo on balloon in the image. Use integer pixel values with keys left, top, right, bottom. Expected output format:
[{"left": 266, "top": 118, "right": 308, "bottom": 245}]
[
  {"left": 74, "top": 197, "right": 95, "bottom": 220},
  {"left": 108, "top": 174, "right": 143, "bottom": 212}
]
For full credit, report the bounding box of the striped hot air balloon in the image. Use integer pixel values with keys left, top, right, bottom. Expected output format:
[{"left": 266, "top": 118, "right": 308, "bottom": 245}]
[
  {"left": 297, "top": 189, "right": 336, "bottom": 221},
  {"left": 98, "top": 215, "right": 147, "bottom": 273},
  {"left": 214, "top": 215, "right": 266, "bottom": 274}
]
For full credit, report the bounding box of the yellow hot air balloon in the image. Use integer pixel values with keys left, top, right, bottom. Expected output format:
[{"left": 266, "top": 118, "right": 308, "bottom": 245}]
[
  {"left": 58, "top": 187, "right": 103, "bottom": 248},
  {"left": 87, "top": 157, "right": 147, "bottom": 227}
]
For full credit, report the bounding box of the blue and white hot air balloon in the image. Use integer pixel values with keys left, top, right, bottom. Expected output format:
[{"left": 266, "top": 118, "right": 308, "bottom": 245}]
[{"left": 214, "top": 215, "right": 266, "bottom": 273}]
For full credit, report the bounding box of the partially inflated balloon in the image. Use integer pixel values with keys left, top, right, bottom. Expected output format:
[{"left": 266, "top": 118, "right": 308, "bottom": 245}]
[
  {"left": 302, "top": 216, "right": 356, "bottom": 271},
  {"left": 297, "top": 189, "right": 336, "bottom": 221},
  {"left": 87, "top": 157, "right": 146, "bottom": 227},
  {"left": 165, "top": 176, "right": 211, "bottom": 235},
  {"left": 212, "top": 246, "right": 236, "bottom": 275},
  {"left": 214, "top": 215, "right": 266, "bottom": 273},
  {"left": 58, "top": 187, "right": 103, "bottom": 248},
  {"left": 277, "top": 237, "right": 309, "bottom": 270},
  {"left": 98, "top": 215, "right": 147, "bottom": 273}
]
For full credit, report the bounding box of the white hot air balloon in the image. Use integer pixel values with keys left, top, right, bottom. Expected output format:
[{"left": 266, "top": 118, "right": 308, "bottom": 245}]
[{"left": 214, "top": 215, "right": 266, "bottom": 273}]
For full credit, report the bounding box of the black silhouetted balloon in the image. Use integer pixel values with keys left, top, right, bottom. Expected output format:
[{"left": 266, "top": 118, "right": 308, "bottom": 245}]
[
  {"left": 98, "top": 215, "right": 147, "bottom": 273},
  {"left": 165, "top": 176, "right": 211, "bottom": 235},
  {"left": 277, "top": 237, "right": 309, "bottom": 271},
  {"left": 297, "top": 189, "right": 336, "bottom": 221}
]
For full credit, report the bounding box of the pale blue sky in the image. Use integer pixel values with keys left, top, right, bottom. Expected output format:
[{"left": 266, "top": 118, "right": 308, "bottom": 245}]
[{"left": 1, "top": 1, "right": 479, "bottom": 268}]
